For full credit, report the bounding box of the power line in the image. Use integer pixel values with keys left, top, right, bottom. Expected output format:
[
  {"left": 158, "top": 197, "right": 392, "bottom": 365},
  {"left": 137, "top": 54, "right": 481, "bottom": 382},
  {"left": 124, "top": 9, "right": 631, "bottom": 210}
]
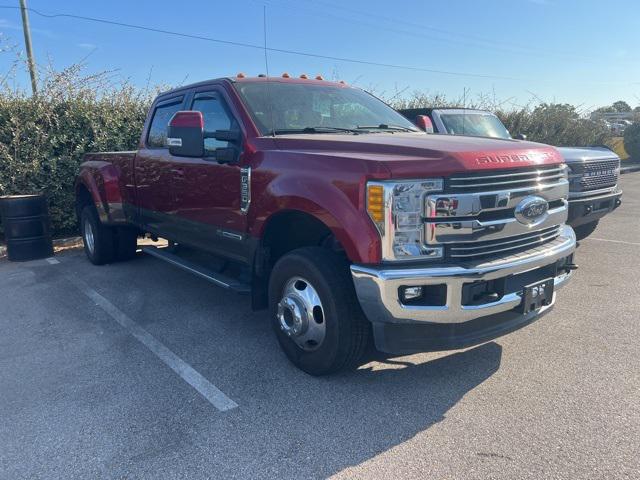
[{"left": 0, "top": 5, "right": 633, "bottom": 86}]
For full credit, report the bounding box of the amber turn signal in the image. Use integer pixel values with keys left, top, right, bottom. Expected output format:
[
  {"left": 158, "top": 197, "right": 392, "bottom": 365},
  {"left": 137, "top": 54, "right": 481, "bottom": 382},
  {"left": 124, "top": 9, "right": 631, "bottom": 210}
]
[{"left": 367, "top": 185, "right": 384, "bottom": 223}]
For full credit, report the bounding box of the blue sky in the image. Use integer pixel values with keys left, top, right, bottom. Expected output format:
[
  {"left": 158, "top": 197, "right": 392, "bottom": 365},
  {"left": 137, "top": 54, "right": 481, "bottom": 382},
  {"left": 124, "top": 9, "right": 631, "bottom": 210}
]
[{"left": 0, "top": 0, "right": 638, "bottom": 109}]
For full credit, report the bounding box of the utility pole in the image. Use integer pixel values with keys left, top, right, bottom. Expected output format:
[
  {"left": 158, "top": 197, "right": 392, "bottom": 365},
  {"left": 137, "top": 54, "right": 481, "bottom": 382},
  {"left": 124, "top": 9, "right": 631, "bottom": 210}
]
[{"left": 19, "top": 0, "right": 38, "bottom": 96}]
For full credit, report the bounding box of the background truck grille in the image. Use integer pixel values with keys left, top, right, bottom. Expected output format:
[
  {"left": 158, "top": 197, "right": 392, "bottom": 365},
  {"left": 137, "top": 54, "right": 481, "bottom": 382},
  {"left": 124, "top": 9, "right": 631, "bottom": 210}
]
[
  {"left": 575, "top": 158, "right": 620, "bottom": 192},
  {"left": 448, "top": 225, "right": 562, "bottom": 260},
  {"left": 447, "top": 165, "right": 566, "bottom": 193}
]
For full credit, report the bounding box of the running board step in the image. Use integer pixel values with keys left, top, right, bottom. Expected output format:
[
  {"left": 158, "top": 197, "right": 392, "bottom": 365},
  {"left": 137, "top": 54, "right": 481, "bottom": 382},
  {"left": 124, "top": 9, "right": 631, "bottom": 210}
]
[{"left": 142, "top": 246, "right": 251, "bottom": 294}]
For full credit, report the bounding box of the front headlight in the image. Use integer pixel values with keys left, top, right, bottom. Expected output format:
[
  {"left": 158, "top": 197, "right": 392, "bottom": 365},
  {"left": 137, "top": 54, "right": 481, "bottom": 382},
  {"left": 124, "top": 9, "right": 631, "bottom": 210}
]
[{"left": 367, "top": 179, "right": 444, "bottom": 261}]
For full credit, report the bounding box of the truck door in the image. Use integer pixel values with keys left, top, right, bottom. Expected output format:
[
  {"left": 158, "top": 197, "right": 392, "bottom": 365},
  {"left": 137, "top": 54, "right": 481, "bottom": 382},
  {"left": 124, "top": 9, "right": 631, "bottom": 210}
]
[
  {"left": 135, "top": 95, "right": 185, "bottom": 237},
  {"left": 169, "top": 89, "right": 252, "bottom": 264}
]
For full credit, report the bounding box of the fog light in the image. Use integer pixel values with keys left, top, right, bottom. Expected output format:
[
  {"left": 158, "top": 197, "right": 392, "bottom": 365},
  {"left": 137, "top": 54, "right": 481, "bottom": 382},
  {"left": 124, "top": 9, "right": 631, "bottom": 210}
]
[{"left": 401, "top": 286, "right": 423, "bottom": 301}]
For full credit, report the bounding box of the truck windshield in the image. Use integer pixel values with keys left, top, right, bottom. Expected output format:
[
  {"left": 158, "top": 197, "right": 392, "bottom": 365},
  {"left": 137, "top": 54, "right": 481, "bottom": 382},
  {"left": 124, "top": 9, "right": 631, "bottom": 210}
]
[
  {"left": 234, "top": 82, "right": 420, "bottom": 135},
  {"left": 439, "top": 112, "right": 511, "bottom": 139}
]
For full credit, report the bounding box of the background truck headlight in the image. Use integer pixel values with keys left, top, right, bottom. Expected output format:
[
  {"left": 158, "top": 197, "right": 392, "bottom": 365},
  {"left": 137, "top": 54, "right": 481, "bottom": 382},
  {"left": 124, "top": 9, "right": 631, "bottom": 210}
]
[{"left": 367, "top": 179, "right": 444, "bottom": 261}]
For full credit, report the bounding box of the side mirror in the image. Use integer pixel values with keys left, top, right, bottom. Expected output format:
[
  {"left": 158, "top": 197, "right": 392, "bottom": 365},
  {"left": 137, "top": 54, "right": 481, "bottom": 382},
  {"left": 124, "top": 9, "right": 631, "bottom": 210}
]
[
  {"left": 514, "top": 133, "right": 527, "bottom": 140},
  {"left": 167, "top": 111, "right": 204, "bottom": 157},
  {"left": 415, "top": 115, "right": 434, "bottom": 133}
]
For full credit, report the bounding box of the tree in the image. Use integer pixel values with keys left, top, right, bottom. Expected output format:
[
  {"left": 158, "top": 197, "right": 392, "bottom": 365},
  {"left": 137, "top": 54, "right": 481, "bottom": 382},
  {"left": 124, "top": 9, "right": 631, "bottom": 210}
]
[{"left": 612, "top": 100, "right": 632, "bottom": 112}]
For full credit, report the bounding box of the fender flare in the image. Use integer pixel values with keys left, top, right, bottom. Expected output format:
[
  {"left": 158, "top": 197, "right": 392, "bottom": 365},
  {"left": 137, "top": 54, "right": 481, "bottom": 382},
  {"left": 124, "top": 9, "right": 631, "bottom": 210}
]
[{"left": 75, "top": 161, "right": 126, "bottom": 224}]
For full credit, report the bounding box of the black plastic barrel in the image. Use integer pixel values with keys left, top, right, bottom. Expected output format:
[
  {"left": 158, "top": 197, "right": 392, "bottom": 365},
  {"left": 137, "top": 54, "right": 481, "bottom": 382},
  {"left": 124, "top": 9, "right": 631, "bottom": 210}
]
[{"left": 0, "top": 195, "right": 54, "bottom": 262}]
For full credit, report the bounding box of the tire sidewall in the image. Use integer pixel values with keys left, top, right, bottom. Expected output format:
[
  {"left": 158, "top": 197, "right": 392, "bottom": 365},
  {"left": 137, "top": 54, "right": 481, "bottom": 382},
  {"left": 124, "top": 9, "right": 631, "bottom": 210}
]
[{"left": 81, "top": 207, "right": 98, "bottom": 263}]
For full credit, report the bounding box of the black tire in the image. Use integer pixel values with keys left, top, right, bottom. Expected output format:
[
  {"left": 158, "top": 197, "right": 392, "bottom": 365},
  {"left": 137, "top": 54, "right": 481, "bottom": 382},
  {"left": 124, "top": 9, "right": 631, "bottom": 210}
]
[
  {"left": 4, "top": 216, "right": 49, "bottom": 238},
  {"left": 6, "top": 237, "right": 53, "bottom": 262},
  {"left": 115, "top": 226, "right": 139, "bottom": 261},
  {"left": 0, "top": 194, "right": 47, "bottom": 219},
  {"left": 80, "top": 205, "right": 116, "bottom": 265},
  {"left": 268, "top": 247, "right": 370, "bottom": 375},
  {"left": 573, "top": 220, "right": 599, "bottom": 241}
]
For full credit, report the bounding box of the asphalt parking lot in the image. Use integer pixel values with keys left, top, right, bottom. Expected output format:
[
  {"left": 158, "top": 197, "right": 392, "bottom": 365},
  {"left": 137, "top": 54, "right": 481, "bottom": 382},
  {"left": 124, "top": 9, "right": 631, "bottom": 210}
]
[{"left": 1, "top": 174, "right": 639, "bottom": 480}]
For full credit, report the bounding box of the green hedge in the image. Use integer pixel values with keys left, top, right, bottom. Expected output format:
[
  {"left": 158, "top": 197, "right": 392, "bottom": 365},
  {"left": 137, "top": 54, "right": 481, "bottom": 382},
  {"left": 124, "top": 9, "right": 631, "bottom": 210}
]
[
  {"left": 623, "top": 123, "right": 640, "bottom": 160},
  {"left": 0, "top": 69, "right": 153, "bottom": 238}
]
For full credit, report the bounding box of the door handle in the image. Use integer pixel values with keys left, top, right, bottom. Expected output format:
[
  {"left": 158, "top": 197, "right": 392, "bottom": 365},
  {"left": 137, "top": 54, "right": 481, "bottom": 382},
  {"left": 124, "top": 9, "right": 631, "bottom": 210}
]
[{"left": 171, "top": 168, "right": 185, "bottom": 176}]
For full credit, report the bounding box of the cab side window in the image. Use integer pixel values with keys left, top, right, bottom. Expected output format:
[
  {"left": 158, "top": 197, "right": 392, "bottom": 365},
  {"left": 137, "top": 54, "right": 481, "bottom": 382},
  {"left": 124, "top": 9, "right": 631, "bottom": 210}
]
[
  {"left": 191, "top": 93, "right": 238, "bottom": 155},
  {"left": 147, "top": 98, "right": 183, "bottom": 148}
]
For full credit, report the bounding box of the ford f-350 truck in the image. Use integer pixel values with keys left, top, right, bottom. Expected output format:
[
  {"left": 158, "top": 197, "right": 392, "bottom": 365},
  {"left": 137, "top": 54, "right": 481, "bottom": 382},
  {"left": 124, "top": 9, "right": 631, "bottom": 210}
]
[
  {"left": 399, "top": 107, "right": 622, "bottom": 240},
  {"left": 76, "top": 76, "right": 577, "bottom": 375}
]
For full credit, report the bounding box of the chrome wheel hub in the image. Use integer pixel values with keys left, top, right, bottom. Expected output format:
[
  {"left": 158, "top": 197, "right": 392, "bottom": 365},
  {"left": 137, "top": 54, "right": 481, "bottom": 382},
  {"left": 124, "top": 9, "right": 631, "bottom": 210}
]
[
  {"left": 83, "top": 218, "right": 95, "bottom": 255},
  {"left": 277, "top": 277, "right": 326, "bottom": 351}
]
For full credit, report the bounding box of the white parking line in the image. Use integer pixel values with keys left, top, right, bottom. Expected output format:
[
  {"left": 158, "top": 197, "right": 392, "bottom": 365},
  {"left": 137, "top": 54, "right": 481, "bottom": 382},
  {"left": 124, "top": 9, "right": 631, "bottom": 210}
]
[
  {"left": 68, "top": 276, "right": 239, "bottom": 412},
  {"left": 585, "top": 237, "right": 640, "bottom": 246}
]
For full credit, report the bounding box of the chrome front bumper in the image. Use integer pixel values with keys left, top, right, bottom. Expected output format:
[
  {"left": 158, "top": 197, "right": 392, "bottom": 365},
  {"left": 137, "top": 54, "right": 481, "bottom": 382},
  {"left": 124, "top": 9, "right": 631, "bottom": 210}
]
[{"left": 351, "top": 225, "right": 576, "bottom": 326}]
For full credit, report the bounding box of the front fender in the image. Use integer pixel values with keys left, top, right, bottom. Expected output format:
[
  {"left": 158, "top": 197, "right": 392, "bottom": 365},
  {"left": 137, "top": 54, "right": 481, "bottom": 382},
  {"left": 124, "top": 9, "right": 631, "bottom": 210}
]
[{"left": 250, "top": 173, "right": 382, "bottom": 264}]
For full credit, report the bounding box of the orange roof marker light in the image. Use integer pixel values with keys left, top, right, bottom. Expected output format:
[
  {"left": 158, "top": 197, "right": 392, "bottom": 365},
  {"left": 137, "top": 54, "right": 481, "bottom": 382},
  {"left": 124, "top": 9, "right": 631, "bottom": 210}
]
[
  {"left": 236, "top": 72, "right": 246, "bottom": 79},
  {"left": 282, "top": 72, "right": 291, "bottom": 78},
  {"left": 299, "top": 74, "right": 308, "bottom": 79},
  {"left": 315, "top": 75, "right": 324, "bottom": 80}
]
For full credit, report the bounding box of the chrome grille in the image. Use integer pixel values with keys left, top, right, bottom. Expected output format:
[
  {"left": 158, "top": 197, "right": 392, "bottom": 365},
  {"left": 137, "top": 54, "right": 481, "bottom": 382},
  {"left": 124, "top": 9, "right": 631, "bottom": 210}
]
[
  {"left": 575, "top": 158, "right": 619, "bottom": 192},
  {"left": 427, "top": 164, "right": 569, "bottom": 262},
  {"left": 448, "top": 165, "right": 567, "bottom": 192},
  {"left": 448, "top": 225, "right": 562, "bottom": 259}
]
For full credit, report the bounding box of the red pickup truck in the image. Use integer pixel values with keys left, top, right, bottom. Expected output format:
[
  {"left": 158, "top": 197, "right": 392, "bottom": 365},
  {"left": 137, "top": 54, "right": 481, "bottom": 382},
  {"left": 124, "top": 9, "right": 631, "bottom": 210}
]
[{"left": 75, "top": 75, "right": 577, "bottom": 375}]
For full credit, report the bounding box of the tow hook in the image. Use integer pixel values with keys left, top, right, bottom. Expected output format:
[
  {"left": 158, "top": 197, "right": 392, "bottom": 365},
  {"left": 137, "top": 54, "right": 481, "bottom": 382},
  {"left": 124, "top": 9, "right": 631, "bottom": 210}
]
[{"left": 565, "top": 263, "right": 579, "bottom": 272}]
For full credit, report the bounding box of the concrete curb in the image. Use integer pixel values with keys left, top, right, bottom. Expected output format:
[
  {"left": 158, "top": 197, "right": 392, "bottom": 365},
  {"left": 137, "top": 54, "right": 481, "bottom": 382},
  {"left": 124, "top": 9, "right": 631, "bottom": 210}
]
[{"left": 0, "top": 236, "right": 82, "bottom": 260}]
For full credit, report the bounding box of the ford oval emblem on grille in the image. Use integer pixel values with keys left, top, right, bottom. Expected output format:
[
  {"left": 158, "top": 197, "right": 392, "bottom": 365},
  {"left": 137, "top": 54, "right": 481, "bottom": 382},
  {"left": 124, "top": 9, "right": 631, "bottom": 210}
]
[{"left": 515, "top": 196, "right": 549, "bottom": 226}]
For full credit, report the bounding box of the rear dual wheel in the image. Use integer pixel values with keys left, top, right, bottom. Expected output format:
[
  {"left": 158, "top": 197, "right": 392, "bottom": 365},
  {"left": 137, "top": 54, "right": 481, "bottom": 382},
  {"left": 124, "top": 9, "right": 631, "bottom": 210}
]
[
  {"left": 81, "top": 206, "right": 138, "bottom": 265},
  {"left": 269, "top": 247, "right": 370, "bottom": 376}
]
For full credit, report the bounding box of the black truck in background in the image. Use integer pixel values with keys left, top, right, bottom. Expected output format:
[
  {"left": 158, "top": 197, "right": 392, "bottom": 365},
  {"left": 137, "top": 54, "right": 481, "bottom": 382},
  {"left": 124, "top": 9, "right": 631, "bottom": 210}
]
[{"left": 399, "top": 107, "right": 622, "bottom": 240}]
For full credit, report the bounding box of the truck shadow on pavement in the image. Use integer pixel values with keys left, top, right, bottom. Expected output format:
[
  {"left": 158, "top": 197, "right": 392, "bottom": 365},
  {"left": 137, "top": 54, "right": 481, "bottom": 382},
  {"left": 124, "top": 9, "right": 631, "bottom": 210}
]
[{"left": 206, "top": 341, "right": 503, "bottom": 479}]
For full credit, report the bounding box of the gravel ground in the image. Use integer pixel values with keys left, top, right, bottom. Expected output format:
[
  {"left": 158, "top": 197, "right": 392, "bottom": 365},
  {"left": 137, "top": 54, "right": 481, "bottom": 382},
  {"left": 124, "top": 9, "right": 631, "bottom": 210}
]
[{"left": 1, "top": 174, "right": 638, "bottom": 480}]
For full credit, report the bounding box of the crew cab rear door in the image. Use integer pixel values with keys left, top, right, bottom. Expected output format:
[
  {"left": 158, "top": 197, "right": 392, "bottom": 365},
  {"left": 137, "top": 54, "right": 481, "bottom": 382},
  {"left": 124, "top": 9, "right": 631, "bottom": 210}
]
[{"left": 168, "top": 88, "right": 253, "bottom": 264}]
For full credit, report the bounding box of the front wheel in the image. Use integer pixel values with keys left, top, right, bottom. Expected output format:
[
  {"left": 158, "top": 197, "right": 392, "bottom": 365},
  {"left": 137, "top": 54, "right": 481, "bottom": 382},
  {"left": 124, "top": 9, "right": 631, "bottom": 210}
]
[{"left": 268, "top": 247, "right": 370, "bottom": 375}]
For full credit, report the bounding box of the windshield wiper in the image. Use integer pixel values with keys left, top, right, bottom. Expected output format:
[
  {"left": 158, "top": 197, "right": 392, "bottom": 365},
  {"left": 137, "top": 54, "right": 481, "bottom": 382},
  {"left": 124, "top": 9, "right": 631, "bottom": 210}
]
[
  {"left": 272, "top": 126, "right": 361, "bottom": 135},
  {"left": 356, "top": 124, "right": 417, "bottom": 132}
]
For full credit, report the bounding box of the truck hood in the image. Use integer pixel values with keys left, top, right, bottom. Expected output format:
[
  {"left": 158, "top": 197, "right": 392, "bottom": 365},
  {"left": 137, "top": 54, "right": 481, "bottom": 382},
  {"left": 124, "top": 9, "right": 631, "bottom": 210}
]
[
  {"left": 556, "top": 146, "right": 620, "bottom": 164},
  {"left": 272, "top": 132, "right": 562, "bottom": 178}
]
